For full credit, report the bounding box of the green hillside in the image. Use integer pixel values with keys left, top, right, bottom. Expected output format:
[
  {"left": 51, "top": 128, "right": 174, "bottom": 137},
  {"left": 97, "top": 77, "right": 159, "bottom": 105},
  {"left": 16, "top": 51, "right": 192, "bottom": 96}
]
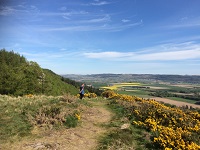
[{"left": 0, "top": 49, "right": 78, "bottom": 96}]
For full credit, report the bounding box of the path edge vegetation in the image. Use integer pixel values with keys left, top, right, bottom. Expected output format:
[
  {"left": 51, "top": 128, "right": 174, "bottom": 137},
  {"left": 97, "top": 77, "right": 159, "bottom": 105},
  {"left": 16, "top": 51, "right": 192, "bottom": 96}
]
[
  {"left": 97, "top": 98, "right": 152, "bottom": 150},
  {"left": 1, "top": 90, "right": 200, "bottom": 150},
  {"left": 98, "top": 90, "right": 200, "bottom": 150}
]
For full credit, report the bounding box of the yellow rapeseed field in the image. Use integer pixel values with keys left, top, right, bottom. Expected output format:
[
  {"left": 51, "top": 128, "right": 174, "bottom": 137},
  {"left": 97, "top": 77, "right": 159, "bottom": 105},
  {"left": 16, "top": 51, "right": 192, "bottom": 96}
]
[{"left": 101, "top": 82, "right": 141, "bottom": 90}]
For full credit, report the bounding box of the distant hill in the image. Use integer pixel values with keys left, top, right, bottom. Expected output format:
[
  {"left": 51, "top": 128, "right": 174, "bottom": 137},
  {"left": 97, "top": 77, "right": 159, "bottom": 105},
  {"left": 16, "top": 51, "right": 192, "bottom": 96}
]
[
  {"left": 63, "top": 73, "right": 200, "bottom": 84},
  {"left": 0, "top": 49, "right": 78, "bottom": 96}
]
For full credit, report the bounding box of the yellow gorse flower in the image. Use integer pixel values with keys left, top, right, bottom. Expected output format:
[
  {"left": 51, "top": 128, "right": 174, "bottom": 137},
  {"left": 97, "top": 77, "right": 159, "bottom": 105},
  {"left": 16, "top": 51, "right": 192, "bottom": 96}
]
[
  {"left": 75, "top": 113, "right": 81, "bottom": 120},
  {"left": 102, "top": 90, "right": 200, "bottom": 149}
]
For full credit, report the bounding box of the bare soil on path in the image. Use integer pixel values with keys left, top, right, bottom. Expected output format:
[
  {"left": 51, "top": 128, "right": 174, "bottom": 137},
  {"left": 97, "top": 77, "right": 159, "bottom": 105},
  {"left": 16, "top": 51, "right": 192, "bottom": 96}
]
[{"left": 1, "top": 99, "right": 112, "bottom": 150}]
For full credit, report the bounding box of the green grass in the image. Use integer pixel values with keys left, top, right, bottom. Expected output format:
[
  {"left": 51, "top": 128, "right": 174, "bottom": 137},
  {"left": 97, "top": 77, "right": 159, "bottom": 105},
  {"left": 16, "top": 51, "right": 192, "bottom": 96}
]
[
  {"left": 64, "top": 114, "right": 79, "bottom": 128},
  {"left": 0, "top": 94, "right": 82, "bottom": 143},
  {"left": 0, "top": 110, "right": 32, "bottom": 141},
  {"left": 145, "top": 83, "right": 188, "bottom": 90},
  {"left": 97, "top": 100, "right": 152, "bottom": 150},
  {"left": 116, "top": 82, "right": 199, "bottom": 104},
  {"left": 168, "top": 97, "right": 197, "bottom": 104},
  {"left": 117, "top": 90, "right": 153, "bottom": 99}
]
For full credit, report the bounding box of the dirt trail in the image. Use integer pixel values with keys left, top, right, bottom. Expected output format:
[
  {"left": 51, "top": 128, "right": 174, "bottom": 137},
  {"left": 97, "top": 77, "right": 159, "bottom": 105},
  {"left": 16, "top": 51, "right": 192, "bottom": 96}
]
[{"left": 3, "top": 100, "right": 112, "bottom": 150}]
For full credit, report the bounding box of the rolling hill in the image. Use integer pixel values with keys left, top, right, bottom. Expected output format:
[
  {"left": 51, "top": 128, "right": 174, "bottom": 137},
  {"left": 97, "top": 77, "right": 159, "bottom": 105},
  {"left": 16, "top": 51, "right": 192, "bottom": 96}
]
[{"left": 0, "top": 49, "right": 78, "bottom": 96}]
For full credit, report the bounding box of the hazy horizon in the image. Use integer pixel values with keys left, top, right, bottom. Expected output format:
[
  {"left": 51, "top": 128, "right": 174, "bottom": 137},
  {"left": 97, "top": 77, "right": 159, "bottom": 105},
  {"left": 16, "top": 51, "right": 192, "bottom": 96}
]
[{"left": 61, "top": 73, "right": 200, "bottom": 76}]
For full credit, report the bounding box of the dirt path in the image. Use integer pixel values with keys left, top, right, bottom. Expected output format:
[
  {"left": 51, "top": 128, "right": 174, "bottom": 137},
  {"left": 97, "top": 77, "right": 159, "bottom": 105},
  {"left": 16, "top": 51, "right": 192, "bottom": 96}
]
[
  {"left": 152, "top": 97, "right": 200, "bottom": 109},
  {"left": 2, "top": 100, "right": 112, "bottom": 150}
]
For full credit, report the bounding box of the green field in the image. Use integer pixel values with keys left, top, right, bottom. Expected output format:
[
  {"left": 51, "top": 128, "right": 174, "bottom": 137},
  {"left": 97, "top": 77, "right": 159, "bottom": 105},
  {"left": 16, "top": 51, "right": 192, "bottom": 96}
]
[
  {"left": 100, "top": 82, "right": 141, "bottom": 90},
  {"left": 168, "top": 97, "right": 197, "bottom": 104},
  {"left": 100, "top": 82, "right": 200, "bottom": 104},
  {"left": 118, "top": 90, "right": 153, "bottom": 99}
]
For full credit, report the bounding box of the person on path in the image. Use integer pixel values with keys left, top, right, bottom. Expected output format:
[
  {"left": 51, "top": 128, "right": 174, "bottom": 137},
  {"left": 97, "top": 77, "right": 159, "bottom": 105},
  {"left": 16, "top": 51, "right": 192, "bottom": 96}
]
[{"left": 79, "top": 83, "right": 84, "bottom": 99}]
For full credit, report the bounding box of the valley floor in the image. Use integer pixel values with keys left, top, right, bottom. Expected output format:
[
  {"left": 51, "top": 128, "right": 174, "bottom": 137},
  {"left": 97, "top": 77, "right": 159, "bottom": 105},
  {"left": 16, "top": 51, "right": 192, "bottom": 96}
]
[{"left": 152, "top": 97, "right": 200, "bottom": 108}]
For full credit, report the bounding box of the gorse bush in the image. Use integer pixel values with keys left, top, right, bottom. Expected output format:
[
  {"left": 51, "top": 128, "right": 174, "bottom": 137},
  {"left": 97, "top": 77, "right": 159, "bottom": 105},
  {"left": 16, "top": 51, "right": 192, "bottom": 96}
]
[
  {"left": 102, "top": 90, "right": 200, "bottom": 150},
  {"left": 101, "top": 90, "right": 116, "bottom": 98},
  {"left": 65, "top": 113, "right": 80, "bottom": 128},
  {"left": 0, "top": 94, "right": 82, "bottom": 142},
  {"left": 84, "top": 92, "right": 97, "bottom": 98},
  {"left": 98, "top": 94, "right": 150, "bottom": 150},
  {"left": 60, "top": 93, "right": 77, "bottom": 103},
  {"left": 76, "top": 92, "right": 97, "bottom": 98}
]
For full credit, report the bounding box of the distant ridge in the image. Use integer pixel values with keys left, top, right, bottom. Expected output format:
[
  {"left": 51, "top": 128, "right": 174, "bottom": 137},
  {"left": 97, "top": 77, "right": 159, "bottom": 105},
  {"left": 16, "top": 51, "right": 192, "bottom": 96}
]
[{"left": 63, "top": 74, "right": 200, "bottom": 84}]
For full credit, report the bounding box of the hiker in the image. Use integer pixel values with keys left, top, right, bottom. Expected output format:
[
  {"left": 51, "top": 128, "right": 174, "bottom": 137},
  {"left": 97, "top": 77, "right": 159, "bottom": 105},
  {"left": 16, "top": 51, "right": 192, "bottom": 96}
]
[{"left": 79, "top": 83, "right": 84, "bottom": 99}]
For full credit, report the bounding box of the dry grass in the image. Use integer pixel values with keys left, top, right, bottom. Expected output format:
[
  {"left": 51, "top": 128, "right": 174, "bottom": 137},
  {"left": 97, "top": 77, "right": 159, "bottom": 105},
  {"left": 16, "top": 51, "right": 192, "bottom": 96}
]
[
  {"left": 60, "top": 93, "right": 77, "bottom": 103},
  {"left": 107, "top": 140, "right": 136, "bottom": 150},
  {"left": 0, "top": 96, "right": 113, "bottom": 150}
]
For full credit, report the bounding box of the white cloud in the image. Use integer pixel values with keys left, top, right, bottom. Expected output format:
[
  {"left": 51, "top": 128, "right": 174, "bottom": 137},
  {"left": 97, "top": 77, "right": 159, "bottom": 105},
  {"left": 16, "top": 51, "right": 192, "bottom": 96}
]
[
  {"left": 0, "top": 5, "right": 40, "bottom": 16},
  {"left": 84, "top": 51, "right": 132, "bottom": 58},
  {"left": 137, "top": 49, "right": 200, "bottom": 61},
  {"left": 83, "top": 42, "right": 200, "bottom": 61},
  {"left": 60, "top": 48, "right": 66, "bottom": 51},
  {"left": 122, "top": 19, "right": 130, "bottom": 23},
  {"left": 180, "top": 17, "right": 188, "bottom": 22},
  {"left": 0, "top": 6, "right": 16, "bottom": 16},
  {"left": 90, "top": 1, "right": 110, "bottom": 6},
  {"left": 164, "top": 17, "right": 200, "bottom": 29},
  {"left": 84, "top": 14, "right": 110, "bottom": 23},
  {"left": 168, "top": 23, "right": 200, "bottom": 28},
  {"left": 59, "top": 7, "right": 67, "bottom": 11},
  {"left": 61, "top": 10, "right": 88, "bottom": 19},
  {"left": 39, "top": 20, "right": 142, "bottom": 32}
]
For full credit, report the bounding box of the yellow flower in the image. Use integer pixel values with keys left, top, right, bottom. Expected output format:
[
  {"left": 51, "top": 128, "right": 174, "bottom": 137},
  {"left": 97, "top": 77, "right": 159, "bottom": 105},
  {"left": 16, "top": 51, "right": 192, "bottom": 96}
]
[
  {"left": 164, "top": 148, "right": 172, "bottom": 150},
  {"left": 75, "top": 113, "right": 81, "bottom": 120}
]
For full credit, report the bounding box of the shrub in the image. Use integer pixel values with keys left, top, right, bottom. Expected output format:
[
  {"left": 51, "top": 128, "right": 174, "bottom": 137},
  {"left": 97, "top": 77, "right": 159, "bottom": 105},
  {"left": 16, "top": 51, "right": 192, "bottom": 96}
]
[
  {"left": 102, "top": 90, "right": 118, "bottom": 98},
  {"left": 0, "top": 94, "right": 81, "bottom": 142},
  {"left": 64, "top": 114, "right": 79, "bottom": 128},
  {"left": 60, "top": 93, "right": 77, "bottom": 103},
  {"left": 104, "top": 91, "right": 200, "bottom": 149}
]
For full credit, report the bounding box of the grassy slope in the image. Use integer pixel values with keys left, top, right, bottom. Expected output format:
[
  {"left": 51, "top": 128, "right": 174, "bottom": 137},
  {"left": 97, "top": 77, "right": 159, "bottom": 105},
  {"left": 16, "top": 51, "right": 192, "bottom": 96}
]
[
  {"left": 43, "top": 69, "right": 78, "bottom": 96},
  {"left": 0, "top": 94, "right": 152, "bottom": 150},
  {"left": 0, "top": 94, "right": 79, "bottom": 143},
  {"left": 97, "top": 99, "right": 151, "bottom": 150},
  {"left": 3, "top": 93, "right": 199, "bottom": 149}
]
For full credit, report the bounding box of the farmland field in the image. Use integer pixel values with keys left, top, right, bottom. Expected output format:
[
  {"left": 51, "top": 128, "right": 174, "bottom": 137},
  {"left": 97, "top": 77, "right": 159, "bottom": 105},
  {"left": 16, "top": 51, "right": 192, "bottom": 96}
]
[
  {"left": 168, "top": 96, "right": 196, "bottom": 103},
  {"left": 100, "top": 82, "right": 141, "bottom": 90},
  {"left": 64, "top": 74, "right": 200, "bottom": 107},
  {"left": 100, "top": 82, "right": 200, "bottom": 107},
  {"left": 118, "top": 90, "right": 152, "bottom": 98},
  {"left": 152, "top": 97, "right": 200, "bottom": 108}
]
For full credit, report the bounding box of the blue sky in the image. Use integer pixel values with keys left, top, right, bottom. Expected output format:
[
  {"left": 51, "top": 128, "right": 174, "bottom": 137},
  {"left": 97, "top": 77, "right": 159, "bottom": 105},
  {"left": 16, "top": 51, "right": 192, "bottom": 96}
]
[{"left": 1, "top": 0, "right": 200, "bottom": 75}]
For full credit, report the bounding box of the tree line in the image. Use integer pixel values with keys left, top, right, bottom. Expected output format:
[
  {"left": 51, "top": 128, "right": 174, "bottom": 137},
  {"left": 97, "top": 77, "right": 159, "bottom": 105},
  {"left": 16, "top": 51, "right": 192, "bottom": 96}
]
[
  {"left": 0, "top": 49, "right": 79, "bottom": 96},
  {"left": 0, "top": 49, "right": 102, "bottom": 96}
]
